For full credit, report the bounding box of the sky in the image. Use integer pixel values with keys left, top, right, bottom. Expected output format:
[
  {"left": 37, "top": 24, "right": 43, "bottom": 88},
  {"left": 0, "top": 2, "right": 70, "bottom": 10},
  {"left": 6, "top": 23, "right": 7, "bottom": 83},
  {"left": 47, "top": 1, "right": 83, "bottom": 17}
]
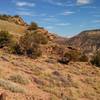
[{"left": 0, "top": 0, "right": 100, "bottom": 36}]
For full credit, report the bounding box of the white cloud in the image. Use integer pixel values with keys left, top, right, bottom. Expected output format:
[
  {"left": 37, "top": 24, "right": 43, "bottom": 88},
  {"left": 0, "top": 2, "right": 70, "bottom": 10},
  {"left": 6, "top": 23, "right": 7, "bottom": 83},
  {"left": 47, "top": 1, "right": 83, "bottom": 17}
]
[
  {"left": 92, "top": 20, "right": 100, "bottom": 23},
  {"left": 16, "top": 11, "right": 33, "bottom": 16},
  {"left": 49, "top": 15, "right": 55, "bottom": 18},
  {"left": 80, "top": 24, "right": 85, "bottom": 27},
  {"left": 46, "top": 26, "right": 53, "bottom": 29},
  {"left": 43, "top": 0, "right": 65, "bottom": 6},
  {"left": 56, "top": 23, "right": 71, "bottom": 26},
  {"left": 77, "top": 0, "right": 91, "bottom": 5},
  {"left": 65, "top": 4, "right": 75, "bottom": 7},
  {"left": 60, "top": 11, "right": 75, "bottom": 16},
  {"left": 43, "top": 17, "right": 59, "bottom": 22},
  {"left": 16, "top": 9, "right": 48, "bottom": 17},
  {"left": 16, "top": 1, "right": 35, "bottom": 7}
]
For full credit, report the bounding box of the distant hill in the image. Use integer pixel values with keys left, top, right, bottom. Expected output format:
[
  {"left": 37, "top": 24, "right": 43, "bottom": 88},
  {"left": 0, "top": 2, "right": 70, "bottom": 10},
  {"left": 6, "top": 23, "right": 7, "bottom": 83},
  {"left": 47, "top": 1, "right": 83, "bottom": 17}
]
[
  {"left": 0, "top": 14, "right": 100, "bottom": 100},
  {"left": 1, "top": 14, "right": 100, "bottom": 55},
  {"left": 67, "top": 29, "right": 100, "bottom": 54},
  {"left": 0, "top": 14, "right": 64, "bottom": 42}
]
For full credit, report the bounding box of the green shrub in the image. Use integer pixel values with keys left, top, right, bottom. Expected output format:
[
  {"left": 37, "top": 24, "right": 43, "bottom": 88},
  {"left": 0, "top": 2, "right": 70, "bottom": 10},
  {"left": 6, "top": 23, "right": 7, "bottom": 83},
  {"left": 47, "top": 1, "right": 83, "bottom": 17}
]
[
  {"left": 9, "top": 74, "right": 29, "bottom": 85},
  {"left": 64, "top": 50, "right": 81, "bottom": 61},
  {"left": 19, "top": 32, "right": 44, "bottom": 59},
  {"left": 8, "top": 41, "right": 22, "bottom": 54},
  {"left": 0, "top": 31, "right": 12, "bottom": 48},
  {"left": 58, "top": 50, "right": 81, "bottom": 64},
  {"left": 91, "top": 51, "right": 100, "bottom": 67},
  {"left": 28, "top": 22, "right": 38, "bottom": 30},
  {"left": 0, "top": 14, "right": 9, "bottom": 20},
  {"left": 7, "top": 31, "right": 47, "bottom": 59},
  {"left": 30, "top": 31, "right": 48, "bottom": 44}
]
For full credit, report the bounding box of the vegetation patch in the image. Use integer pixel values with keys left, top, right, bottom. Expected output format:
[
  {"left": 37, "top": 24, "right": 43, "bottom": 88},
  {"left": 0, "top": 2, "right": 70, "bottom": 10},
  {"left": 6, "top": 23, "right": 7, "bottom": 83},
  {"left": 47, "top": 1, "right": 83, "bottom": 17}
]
[
  {"left": 0, "top": 79, "right": 27, "bottom": 93},
  {"left": 0, "top": 31, "right": 12, "bottom": 48},
  {"left": 9, "top": 74, "right": 29, "bottom": 85},
  {"left": 91, "top": 51, "right": 100, "bottom": 67}
]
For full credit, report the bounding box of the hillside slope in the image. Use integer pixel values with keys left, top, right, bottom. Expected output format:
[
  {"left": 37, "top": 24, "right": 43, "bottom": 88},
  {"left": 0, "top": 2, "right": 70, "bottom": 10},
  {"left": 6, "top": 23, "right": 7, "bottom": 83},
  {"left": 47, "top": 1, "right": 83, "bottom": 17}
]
[
  {"left": 0, "top": 19, "right": 27, "bottom": 36},
  {"left": 67, "top": 29, "right": 100, "bottom": 54},
  {"left": 0, "top": 50, "right": 100, "bottom": 100},
  {"left": 0, "top": 15, "right": 100, "bottom": 100}
]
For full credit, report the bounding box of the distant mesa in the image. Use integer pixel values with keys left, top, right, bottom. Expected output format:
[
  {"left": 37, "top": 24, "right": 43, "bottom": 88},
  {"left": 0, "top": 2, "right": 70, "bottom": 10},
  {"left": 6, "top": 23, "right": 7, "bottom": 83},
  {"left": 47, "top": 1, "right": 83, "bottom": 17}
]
[{"left": 67, "top": 29, "right": 100, "bottom": 54}]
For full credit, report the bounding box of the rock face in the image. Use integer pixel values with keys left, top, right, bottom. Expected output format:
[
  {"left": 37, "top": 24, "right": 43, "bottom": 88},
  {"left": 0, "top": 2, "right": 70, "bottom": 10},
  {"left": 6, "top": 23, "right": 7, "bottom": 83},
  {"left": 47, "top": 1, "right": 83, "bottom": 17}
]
[
  {"left": 35, "top": 28, "right": 58, "bottom": 41},
  {"left": 67, "top": 29, "right": 100, "bottom": 54},
  {"left": 8, "top": 16, "right": 27, "bottom": 26},
  {"left": 0, "top": 15, "right": 27, "bottom": 26},
  {"left": 0, "top": 93, "right": 7, "bottom": 100}
]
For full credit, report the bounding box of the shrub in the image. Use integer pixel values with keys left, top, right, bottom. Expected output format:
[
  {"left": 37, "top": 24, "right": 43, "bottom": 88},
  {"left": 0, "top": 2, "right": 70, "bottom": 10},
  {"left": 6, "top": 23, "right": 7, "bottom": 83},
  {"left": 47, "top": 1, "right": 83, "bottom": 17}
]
[
  {"left": 19, "top": 32, "right": 45, "bottom": 59},
  {"left": 91, "top": 51, "right": 100, "bottom": 67},
  {"left": 0, "top": 31, "right": 12, "bottom": 48},
  {"left": 64, "top": 50, "right": 80, "bottom": 61},
  {"left": 7, "top": 31, "right": 48, "bottom": 59},
  {"left": 9, "top": 74, "right": 29, "bottom": 85},
  {"left": 8, "top": 41, "right": 22, "bottom": 54},
  {"left": 28, "top": 22, "right": 38, "bottom": 30},
  {"left": 0, "top": 14, "right": 9, "bottom": 20},
  {"left": 79, "top": 54, "right": 88, "bottom": 62},
  {"left": 58, "top": 50, "right": 81, "bottom": 64},
  {"left": 33, "top": 32, "right": 48, "bottom": 44},
  {"left": 0, "top": 79, "right": 26, "bottom": 93}
]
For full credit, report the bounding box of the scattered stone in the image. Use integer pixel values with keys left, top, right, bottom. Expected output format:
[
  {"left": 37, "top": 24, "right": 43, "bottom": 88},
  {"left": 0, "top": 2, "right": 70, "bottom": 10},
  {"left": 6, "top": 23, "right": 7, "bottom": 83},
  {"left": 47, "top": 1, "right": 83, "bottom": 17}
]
[
  {"left": 52, "top": 71, "right": 61, "bottom": 76},
  {"left": 0, "top": 92, "right": 7, "bottom": 100},
  {"left": 0, "top": 56, "right": 9, "bottom": 62},
  {"left": 32, "top": 77, "right": 45, "bottom": 86}
]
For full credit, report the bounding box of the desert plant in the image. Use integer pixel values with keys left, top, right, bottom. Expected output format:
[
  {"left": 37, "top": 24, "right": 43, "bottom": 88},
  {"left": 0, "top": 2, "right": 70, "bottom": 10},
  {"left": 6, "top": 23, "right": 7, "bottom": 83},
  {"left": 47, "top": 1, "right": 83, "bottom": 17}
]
[
  {"left": 58, "top": 50, "right": 81, "bottom": 64},
  {"left": 19, "top": 32, "right": 43, "bottom": 58},
  {"left": 33, "top": 31, "right": 48, "bottom": 44},
  {"left": 0, "top": 31, "right": 12, "bottom": 48},
  {"left": 64, "top": 50, "right": 81, "bottom": 61},
  {"left": 91, "top": 51, "right": 100, "bottom": 67},
  {"left": 9, "top": 74, "right": 29, "bottom": 85},
  {"left": 79, "top": 54, "right": 88, "bottom": 62},
  {"left": 0, "top": 79, "right": 26, "bottom": 93},
  {"left": 28, "top": 22, "right": 38, "bottom": 30},
  {"left": 8, "top": 41, "right": 22, "bottom": 54},
  {"left": 8, "top": 31, "right": 48, "bottom": 58},
  {"left": 0, "top": 14, "right": 9, "bottom": 20}
]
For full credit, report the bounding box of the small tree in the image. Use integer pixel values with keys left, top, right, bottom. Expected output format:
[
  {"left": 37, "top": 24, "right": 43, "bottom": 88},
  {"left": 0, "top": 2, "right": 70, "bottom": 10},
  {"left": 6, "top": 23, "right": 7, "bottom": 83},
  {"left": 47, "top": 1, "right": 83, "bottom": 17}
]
[
  {"left": 91, "top": 51, "right": 100, "bottom": 67},
  {"left": 28, "top": 22, "right": 38, "bottom": 30},
  {"left": 58, "top": 50, "right": 81, "bottom": 64},
  {"left": 19, "top": 31, "right": 48, "bottom": 59},
  {"left": 0, "top": 31, "right": 12, "bottom": 48},
  {"left": 64, "top": 50, "right": 81, "bottom": 61},
  {"left": 79, "top": 54, "right": 88, "bottom": 62},
  {"left": 8, "top": 42, "right": 22, "bottom": 54},
  {"left": 32, "top": 31, "right": 48, "bottom": 44}
]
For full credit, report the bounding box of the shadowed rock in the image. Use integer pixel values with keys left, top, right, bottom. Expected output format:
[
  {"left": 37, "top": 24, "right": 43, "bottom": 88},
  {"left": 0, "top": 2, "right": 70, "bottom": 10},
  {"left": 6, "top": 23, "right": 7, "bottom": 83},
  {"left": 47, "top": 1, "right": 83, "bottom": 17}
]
[{"left": 0, "top": 93, "right": 7, "bottom": 100}]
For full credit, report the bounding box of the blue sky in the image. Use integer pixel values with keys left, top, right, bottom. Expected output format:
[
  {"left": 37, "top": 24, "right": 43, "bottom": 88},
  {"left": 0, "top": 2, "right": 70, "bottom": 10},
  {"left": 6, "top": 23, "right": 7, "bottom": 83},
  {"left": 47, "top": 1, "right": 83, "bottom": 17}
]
[{"left": 0, "top": 0, "right": 100, "bottom": 36}]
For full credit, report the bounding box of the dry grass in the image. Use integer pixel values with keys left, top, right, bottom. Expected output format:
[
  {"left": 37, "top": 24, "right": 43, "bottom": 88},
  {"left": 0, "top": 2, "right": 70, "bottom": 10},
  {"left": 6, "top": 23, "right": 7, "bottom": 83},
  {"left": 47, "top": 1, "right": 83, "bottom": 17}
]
[
  {"left": 39, "top": 86, "right": 62, "bottom": 98},
  {"left": 9, "top": 74, "right": 29, "bottom": 85},
  {"left": 0, "top": 49, "right": 100, "bottom": 99},
  {"left": 0, "top": 19, "right": 26, "bottom": 36},
  {"left": 0, "top": 79, "right": 27, "bottom": 93}
]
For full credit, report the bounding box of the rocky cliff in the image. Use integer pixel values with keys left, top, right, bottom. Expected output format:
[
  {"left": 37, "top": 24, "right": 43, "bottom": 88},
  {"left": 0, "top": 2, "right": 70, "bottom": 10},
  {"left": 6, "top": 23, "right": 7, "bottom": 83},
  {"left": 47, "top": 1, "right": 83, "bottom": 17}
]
[
  {"left": 67, "top": 29, "right": 100, "bottom": 54},
  {"left": 0, "top": 14, "right": 27, "bottom": 26}
]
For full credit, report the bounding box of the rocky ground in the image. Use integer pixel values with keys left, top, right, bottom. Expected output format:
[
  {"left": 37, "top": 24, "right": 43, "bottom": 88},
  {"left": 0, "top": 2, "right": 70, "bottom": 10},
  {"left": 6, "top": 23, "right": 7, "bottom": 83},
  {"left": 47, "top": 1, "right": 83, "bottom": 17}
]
[{"left": 0, "top": 50, "right": 100, "bottom": 100}]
